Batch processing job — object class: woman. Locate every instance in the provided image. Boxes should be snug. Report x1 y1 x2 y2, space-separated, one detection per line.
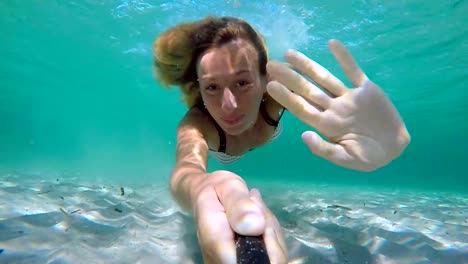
153 16 410 263
155 16 286 165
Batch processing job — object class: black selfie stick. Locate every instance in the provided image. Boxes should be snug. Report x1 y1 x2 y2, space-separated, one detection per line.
235 233 270 264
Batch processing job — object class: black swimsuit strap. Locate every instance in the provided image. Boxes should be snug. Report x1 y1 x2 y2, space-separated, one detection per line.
260 101 286 128
195 104 227 153
195 101 285 154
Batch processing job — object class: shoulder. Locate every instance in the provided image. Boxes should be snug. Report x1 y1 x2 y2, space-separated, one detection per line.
178 106 219 150
178 106 207 128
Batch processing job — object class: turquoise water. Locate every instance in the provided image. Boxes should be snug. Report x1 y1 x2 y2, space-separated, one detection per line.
1 1 467 263
1 0 467 193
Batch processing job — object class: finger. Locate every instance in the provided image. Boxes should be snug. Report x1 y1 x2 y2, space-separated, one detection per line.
328 39 368 87
249 189 287 253
278 62 294 69
267 81 322 128
250 189 288 264
267 60 332 109
267 62 293 82
196 187 237 264
284 49 348 97
214 175 265 235
301 131 352 164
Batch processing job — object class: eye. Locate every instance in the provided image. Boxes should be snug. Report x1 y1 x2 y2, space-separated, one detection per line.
205 84 218 91
236 80 251 88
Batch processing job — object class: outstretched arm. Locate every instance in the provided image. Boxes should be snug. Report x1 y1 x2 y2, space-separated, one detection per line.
170 109 288 264
170 109 210 212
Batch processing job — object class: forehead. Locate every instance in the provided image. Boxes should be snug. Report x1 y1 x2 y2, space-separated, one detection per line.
197 39 259 79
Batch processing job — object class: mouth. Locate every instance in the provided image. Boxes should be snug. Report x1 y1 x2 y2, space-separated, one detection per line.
222 115 244 126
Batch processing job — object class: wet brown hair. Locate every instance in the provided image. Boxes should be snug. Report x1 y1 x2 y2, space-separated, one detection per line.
153 16 268 108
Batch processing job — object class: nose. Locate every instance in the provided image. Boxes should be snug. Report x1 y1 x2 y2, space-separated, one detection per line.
221 88 237 113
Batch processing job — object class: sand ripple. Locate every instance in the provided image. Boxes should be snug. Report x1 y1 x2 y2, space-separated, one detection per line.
0 174 467 263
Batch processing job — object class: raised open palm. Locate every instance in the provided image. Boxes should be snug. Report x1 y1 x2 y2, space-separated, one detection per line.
266 39 410 171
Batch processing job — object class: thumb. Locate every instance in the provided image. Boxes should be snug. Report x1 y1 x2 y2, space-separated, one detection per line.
301 131 345 161
228 197 266 236
250 189 289 264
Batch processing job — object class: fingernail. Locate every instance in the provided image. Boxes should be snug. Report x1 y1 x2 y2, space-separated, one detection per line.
250 188 261 198
301 131 315 143
285 49 297 58
234 211 265 235
266 81 282 91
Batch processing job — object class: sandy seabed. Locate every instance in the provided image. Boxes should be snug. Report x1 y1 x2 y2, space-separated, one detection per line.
0 173 466 264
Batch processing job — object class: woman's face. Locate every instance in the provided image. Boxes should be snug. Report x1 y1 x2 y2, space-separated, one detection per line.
196 39 265 136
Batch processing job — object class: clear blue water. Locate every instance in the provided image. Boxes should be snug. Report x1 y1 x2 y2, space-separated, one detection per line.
1 1 467 262
1 0 466 191
0 1 468 191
